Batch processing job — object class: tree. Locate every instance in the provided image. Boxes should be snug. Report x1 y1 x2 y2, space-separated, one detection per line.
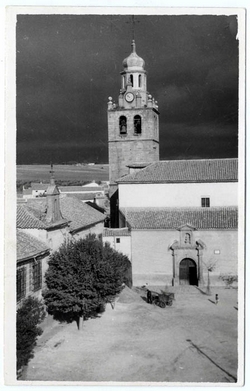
16 296 46 372
43 235 131 328
203 260 217 295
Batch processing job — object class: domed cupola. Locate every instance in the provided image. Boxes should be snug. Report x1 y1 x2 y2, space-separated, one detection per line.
119 40 149 107
122 40 145 71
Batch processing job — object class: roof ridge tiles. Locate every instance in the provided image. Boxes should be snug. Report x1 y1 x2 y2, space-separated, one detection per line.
121 206 238 230
158 157 237 162
117 158 238 184
17 204 47 229
17 229 49 262
121 206 238 211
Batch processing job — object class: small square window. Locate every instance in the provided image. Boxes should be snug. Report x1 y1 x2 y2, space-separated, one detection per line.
116 238 120 243
201 197 210 207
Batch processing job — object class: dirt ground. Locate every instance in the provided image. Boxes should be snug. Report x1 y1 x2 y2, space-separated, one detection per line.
22 285 238 384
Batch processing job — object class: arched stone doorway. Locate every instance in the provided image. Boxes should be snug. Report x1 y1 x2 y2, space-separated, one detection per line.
179 258 198 286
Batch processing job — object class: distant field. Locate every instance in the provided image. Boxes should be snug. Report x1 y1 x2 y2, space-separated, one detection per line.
17 164 109 183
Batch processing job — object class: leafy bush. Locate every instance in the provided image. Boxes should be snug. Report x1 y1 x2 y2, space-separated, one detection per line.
16 296 46 371
219 274 238 288
43 235 131 327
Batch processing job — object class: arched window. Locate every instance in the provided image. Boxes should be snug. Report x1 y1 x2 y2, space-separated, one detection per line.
130 74 133 87
119 116 127 135
134 115 141 134
138 74 141 88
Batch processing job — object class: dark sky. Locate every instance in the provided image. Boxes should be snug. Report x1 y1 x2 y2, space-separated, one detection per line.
16 14 239 164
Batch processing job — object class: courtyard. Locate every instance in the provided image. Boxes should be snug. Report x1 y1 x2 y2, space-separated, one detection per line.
22 285 238 384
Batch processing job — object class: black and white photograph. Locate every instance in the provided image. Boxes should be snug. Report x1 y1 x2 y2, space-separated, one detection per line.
4 6 245 386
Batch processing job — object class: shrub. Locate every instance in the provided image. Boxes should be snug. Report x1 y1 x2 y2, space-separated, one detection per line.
219 274 238 288
16 296 46 371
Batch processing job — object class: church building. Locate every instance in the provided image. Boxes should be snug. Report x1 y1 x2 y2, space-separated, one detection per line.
104 40 238 287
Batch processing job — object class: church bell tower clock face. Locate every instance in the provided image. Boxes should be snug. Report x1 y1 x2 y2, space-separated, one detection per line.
125 92 134 102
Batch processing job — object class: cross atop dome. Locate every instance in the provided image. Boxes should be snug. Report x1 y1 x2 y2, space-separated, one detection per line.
132 39 136 52
122 40 145 71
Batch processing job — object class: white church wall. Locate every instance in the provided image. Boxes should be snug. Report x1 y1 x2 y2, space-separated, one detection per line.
197 229 238 286
119 182 238 208
130 229 238 287
131 230 175 287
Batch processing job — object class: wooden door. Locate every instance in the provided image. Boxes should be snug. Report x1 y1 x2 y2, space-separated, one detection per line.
179 259 198 285
179 259 189 285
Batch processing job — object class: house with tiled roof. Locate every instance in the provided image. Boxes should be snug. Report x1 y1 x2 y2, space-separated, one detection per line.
17 201 70 251
22 182 50 199
18 166 106 250
17 180 70 251
23 181 105 201
16 229 50 307
25 195 105 241
60 196 105 238
106 158 238 287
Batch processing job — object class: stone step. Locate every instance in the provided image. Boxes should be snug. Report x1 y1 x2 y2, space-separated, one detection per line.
169 286 205 296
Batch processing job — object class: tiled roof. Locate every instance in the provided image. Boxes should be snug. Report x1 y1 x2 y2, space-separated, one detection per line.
120 207 238 230
17 229 49 262
59 186 104 193
117 158 238 183
17 198 27 204
31 183 49 190
109 186 118 198
46 184 60 196
86 201 106 214
65 193 96 201
103 228 131 237
23 188 32 195
59 197 105 232
17 203 67 229
26 196 105 232
30 184 104 192
17 205 48 229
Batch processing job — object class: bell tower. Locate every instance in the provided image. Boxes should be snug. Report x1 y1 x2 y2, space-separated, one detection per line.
107 40 160 186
